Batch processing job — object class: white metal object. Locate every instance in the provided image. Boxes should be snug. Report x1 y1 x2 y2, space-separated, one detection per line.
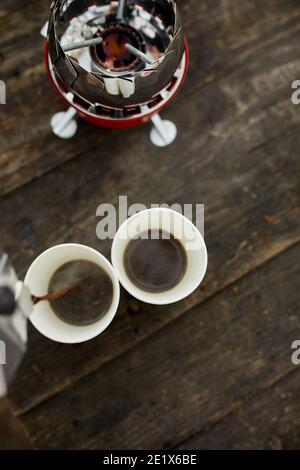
63 36 103 52
124 43 153 65
0 251 33 398
40 21 49 38
150 114 177 147
50 107 78 139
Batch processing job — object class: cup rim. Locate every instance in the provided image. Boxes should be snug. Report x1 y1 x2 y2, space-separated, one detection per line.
111 208 208 305
24 243 120 343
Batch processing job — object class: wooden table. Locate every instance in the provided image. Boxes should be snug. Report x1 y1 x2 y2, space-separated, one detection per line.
0 0 300 450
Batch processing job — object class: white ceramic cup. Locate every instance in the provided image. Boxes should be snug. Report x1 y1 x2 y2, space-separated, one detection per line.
111 208 208 305
24 243 120 344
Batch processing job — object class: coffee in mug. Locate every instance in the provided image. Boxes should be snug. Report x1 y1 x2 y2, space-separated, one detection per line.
112 208 208 305
124 229 187 293
48 260 114 326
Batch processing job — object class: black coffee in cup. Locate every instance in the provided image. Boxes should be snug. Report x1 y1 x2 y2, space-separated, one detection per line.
48 260 113 326
124 229 187 293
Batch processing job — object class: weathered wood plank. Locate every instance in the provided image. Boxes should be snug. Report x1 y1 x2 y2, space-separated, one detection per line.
17 243 300 449
4 6 300 415
179 369 300 450
1 0 300 441
0 0 298 197
6 116 300 416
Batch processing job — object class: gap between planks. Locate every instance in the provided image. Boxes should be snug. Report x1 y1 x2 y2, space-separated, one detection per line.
175 358 300 449
12 237 300 419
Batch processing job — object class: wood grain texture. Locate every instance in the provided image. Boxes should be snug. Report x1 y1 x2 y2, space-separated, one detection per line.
0 399 32 449
18 244 300 449
0 0 299 450
0 0 298 197
178 370 300 450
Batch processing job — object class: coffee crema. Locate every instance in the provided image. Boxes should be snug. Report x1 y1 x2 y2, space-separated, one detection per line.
48 260 113 326
124 229 187 293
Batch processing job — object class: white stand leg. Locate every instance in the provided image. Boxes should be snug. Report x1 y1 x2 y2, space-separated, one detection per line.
150 113 177 147
50 107 78 139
